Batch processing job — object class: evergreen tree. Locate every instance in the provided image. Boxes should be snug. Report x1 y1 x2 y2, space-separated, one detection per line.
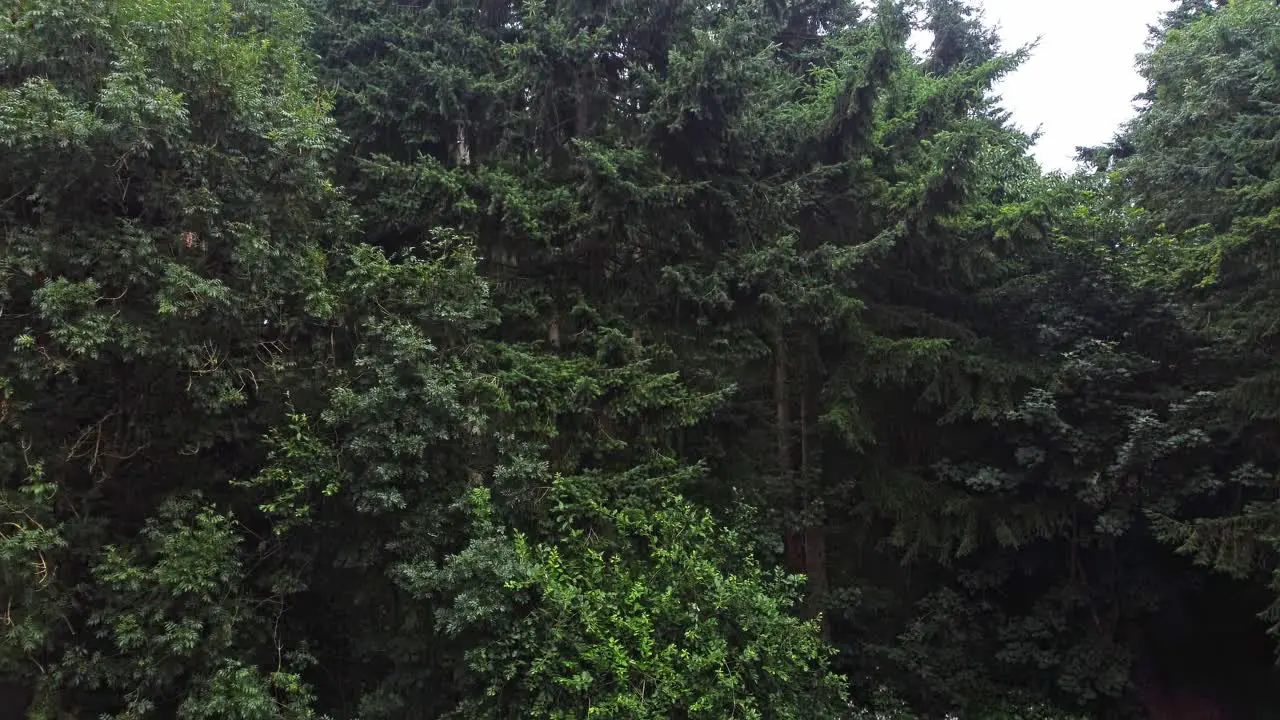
7 0 1280 716
0 0 352 714
3 0 841 716
1119 0 1280 663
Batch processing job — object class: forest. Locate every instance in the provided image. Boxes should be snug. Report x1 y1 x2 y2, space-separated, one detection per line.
2 0 1279 717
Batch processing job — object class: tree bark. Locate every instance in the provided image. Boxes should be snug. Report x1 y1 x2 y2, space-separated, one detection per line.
777 330 827 631
776 332 805 575
800 355 828 635
575 70 591 138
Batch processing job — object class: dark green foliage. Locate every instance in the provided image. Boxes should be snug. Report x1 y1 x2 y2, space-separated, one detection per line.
6 0 1280 717
1 0 347 714
1117 0 1280 670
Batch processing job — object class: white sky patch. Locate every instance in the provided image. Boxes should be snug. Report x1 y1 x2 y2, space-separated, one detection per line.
911 0 1172 172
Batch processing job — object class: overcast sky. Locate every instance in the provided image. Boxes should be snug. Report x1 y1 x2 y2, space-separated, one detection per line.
948 0 1173 172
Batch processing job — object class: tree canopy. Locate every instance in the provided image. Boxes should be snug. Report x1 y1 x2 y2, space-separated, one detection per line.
3 0 1280 717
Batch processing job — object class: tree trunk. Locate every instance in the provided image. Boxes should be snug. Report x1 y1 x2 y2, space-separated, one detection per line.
777 330 826 630
575 70 591 138
776 332 804 575
799 340 828 634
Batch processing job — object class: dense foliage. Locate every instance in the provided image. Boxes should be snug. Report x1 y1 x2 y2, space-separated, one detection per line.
3 0 1280 717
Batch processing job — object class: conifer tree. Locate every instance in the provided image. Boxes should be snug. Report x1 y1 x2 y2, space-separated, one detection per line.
7 0 1280 716
1120 0 1280 654
0 0 353 714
